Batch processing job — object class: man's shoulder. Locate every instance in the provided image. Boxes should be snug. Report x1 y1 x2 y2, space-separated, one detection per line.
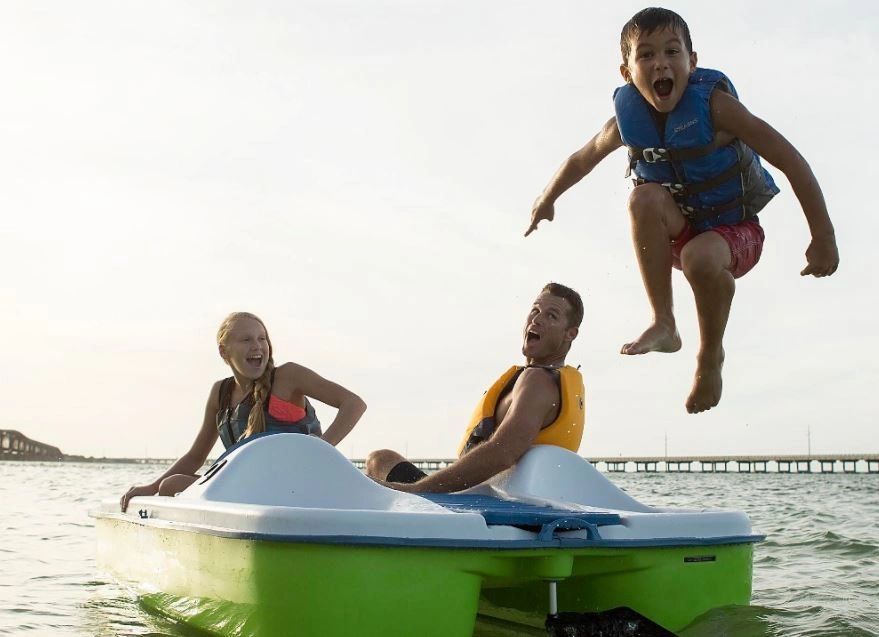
513 367 560 400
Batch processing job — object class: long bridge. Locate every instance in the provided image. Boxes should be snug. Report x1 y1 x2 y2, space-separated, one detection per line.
0 430 63 461
1 429 876 473
352 454 879 474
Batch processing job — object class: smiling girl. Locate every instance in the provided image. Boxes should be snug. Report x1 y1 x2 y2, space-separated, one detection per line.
120 312 366 511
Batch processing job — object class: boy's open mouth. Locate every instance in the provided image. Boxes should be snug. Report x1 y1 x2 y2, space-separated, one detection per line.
654 78 673 98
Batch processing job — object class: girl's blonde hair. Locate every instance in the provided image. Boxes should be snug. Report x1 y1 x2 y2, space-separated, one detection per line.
217 312 275 439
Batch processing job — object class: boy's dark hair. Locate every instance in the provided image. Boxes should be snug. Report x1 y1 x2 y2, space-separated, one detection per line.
620 8 693 63
541 282 584 328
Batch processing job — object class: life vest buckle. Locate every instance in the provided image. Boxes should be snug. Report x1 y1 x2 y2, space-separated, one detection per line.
662 182 685 194
642 147 668 163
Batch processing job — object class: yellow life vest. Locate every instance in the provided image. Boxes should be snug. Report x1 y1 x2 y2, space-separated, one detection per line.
456 365 585 456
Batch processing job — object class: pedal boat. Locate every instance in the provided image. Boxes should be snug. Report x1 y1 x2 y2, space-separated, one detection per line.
91 434 762 636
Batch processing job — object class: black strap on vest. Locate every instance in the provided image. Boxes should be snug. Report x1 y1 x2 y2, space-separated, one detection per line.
628 138 720 165
629 141 759 225
634 162 741 198
625 141 720 180
218 377 236 446
218 368 277 443
221 369 277 410
682 193 754 225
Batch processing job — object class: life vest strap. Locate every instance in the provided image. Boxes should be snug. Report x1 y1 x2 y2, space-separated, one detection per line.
628 139 719 165
633 162 742 197
632 148 759 225
680 192 757 225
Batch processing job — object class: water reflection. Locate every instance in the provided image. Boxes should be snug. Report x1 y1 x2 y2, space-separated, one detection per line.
2 463 878 636
80 579 176 637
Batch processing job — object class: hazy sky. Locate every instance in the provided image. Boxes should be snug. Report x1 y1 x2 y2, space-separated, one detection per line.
1 1 875 460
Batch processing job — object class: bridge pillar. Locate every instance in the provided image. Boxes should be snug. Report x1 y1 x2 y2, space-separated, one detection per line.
819 460 836 473
868 460 879 474
755 461 767 473
700 461 727 473
796 461 812 473
738 461 751 473
843 460 857 473
607 462 626 473
636 461 657 473
778 461 793 473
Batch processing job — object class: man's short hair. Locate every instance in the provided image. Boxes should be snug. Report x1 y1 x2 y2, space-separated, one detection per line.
620 7 693 64
541 282 584 328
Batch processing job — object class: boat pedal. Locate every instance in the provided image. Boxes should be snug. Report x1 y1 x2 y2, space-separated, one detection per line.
545 607 676 636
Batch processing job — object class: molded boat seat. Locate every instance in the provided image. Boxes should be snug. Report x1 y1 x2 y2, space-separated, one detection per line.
476 445 655 513
422 493 621 539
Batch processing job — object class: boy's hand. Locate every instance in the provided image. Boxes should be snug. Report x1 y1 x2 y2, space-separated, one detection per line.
525 198 555 237
800 232 839 277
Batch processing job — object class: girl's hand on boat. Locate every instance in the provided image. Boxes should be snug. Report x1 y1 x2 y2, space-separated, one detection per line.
120 484 157 512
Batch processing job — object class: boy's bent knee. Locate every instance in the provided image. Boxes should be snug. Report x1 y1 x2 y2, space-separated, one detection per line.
680 235 731 280
628 184 685 233
628 183 673 214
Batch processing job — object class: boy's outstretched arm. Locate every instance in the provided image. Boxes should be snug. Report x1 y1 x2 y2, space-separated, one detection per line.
525 117 623 237
711 91 839 277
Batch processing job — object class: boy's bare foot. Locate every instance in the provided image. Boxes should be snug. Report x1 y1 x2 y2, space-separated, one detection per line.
620 321 682 355
686 349 725 414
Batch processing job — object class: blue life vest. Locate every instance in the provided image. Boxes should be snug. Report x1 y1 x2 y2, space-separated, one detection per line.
613 68 779 231
215 371 321 449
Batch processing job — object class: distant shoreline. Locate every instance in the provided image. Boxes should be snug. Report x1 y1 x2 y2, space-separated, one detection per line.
64 456 178 464
0 456 176 465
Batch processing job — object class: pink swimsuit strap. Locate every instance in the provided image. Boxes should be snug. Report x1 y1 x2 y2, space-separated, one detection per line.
267 394 307 423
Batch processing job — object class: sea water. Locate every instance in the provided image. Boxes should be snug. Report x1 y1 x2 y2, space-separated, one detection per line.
1 461 877 636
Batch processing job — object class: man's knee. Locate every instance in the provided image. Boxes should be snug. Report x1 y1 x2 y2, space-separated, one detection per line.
365 449 404 479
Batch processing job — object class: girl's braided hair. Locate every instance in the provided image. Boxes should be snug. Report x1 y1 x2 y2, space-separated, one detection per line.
217 312 275 439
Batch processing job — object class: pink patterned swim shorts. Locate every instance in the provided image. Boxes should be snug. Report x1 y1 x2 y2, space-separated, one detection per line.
671 220 765 279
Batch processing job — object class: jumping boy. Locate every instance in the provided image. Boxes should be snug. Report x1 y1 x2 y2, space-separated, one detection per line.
525 7 839 414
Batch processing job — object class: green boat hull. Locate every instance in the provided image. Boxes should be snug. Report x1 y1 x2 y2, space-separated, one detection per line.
97 518 753 636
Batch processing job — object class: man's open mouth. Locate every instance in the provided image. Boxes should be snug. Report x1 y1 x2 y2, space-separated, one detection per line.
654 78 673 98
526 331 540 343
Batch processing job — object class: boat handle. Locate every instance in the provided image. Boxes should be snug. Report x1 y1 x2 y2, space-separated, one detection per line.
538 518 602 542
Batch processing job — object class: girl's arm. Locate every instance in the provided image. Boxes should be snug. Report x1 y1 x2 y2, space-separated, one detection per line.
120 382 221 511
277 363 367 447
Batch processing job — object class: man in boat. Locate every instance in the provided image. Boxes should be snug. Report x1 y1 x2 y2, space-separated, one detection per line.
366 282 585 493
